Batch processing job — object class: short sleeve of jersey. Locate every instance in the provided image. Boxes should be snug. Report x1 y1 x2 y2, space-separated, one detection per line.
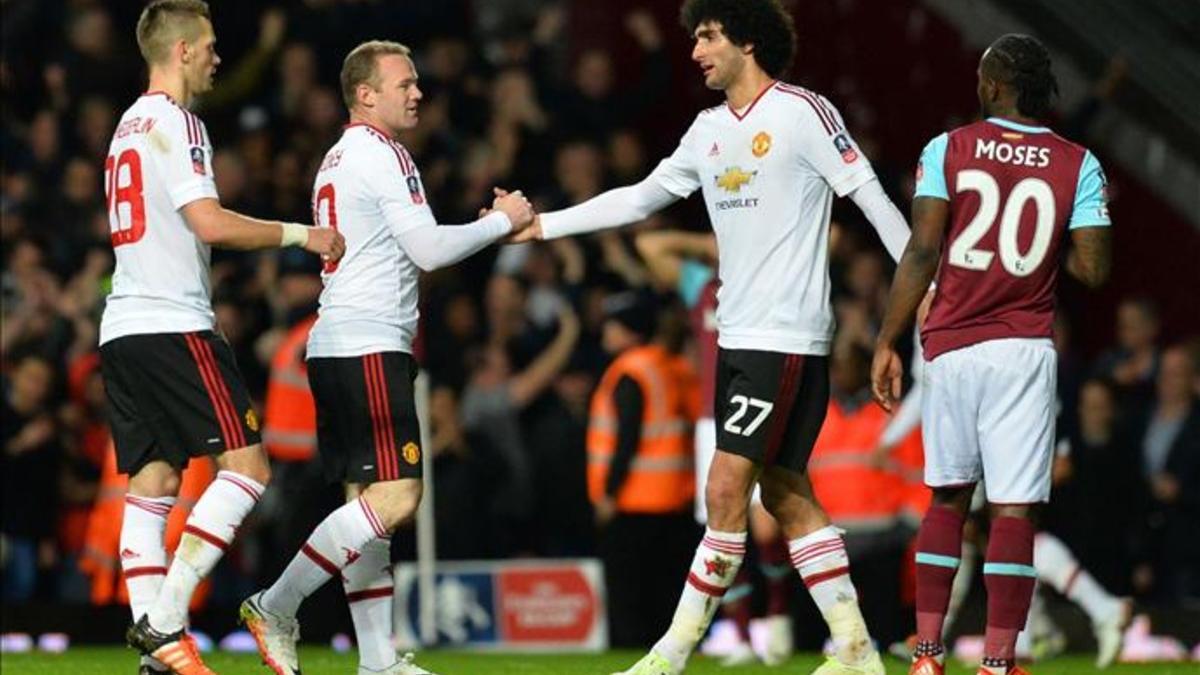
795 98 875 197
914 133 949 201
1069 150 1111 229
360 144 437 237
151 110 217 209
677 260 714 309
647 121 702 198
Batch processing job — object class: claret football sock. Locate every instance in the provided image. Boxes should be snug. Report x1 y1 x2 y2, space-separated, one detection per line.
914 505 966 654
262 497 389 617
983 517 1037 668
652 528 746 670
147 471 263 633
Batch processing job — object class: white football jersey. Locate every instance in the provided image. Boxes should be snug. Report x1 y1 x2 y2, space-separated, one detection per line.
650 83 875 355
99 92 218 345
306 123 434 358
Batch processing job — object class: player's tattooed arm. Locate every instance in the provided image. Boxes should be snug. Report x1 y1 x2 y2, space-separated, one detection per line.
872 196 948 411
1065 226 1112 289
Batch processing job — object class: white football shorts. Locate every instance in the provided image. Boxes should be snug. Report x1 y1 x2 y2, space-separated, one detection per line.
921 337 1057 504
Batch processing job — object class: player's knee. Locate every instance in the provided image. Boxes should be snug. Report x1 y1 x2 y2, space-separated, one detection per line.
931 485 974 514
705 472 746 517
990 502 1039 523
363 479 423 531
216 444 272 487
130 470 181 498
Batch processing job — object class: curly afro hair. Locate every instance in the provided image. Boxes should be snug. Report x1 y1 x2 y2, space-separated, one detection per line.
680 0 797 80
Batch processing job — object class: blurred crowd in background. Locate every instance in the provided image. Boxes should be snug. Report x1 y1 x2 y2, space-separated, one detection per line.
1 0 1197 644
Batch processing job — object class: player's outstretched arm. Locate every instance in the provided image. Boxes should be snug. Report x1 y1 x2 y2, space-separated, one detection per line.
508 177 682 244
872 196 949 411
848 177 911 262
634 230 717 290
1065 226 1111 289
181 198 345 261
396 190 534 272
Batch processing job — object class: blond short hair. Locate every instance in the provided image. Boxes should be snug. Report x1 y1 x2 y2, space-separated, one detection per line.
340 40 412 110
136 0 211 65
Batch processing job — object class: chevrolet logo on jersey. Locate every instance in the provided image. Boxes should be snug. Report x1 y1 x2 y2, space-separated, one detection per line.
715 167 756 193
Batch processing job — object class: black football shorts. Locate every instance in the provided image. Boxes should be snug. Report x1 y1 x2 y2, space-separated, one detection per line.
713 348 829 472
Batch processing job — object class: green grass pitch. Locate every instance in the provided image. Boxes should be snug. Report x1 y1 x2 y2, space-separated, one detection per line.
1 648 1195 674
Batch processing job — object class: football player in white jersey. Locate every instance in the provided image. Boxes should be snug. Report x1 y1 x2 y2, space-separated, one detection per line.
106 3 344 674
239 40 534 675
511 1 911 673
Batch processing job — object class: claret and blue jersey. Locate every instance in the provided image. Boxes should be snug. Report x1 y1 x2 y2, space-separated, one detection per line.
913 117 1112 361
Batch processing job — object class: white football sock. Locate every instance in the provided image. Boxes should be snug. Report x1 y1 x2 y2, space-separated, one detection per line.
147 471 263 633
262 497 388 617
789 526 871 665
1033 532 1122 623
652 528 746 670
121 494 174 620
343 537 395 671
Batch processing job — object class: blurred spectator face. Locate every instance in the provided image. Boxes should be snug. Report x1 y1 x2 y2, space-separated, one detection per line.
69 8 113 57
1078 380 1116 438
830 345 869 396
271 151 303 197
1116 299 1159 352
608 130 645 178
303 87 342 133
522 244 559 287
425 37 469 84
281 44 317 93
555 143 604 200
574 50 614 100
485 275 525 330
491 69 538 123
474 344 512 388
1157 347 1195 405
77 97 115 155
214 301 246 345
62 158 99 205
11 357 53 409
847 252 885 301
9 239 44 276
213 150 247 204
277 273 322 311
554 370 595 414
29 110 60 164
601 319 638 354
444 294 479 342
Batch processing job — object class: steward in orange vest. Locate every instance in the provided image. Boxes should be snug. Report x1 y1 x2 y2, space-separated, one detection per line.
263 314 318 462
587 292 701 647
809 344 922 534
587 318 697 517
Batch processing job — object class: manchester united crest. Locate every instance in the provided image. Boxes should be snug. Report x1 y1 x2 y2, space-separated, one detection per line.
244 409 260 432
751 131 772 158
402 441 421 465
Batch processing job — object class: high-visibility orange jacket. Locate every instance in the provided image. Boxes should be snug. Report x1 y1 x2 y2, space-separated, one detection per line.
808 397 923 534
79 443 214 608
263 315 318 462
587 344 697 514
